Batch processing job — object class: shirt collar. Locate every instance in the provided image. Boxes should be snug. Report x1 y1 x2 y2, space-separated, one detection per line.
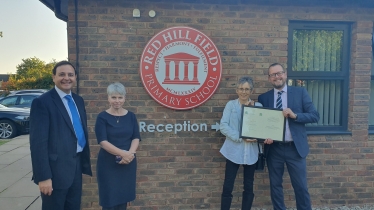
55 85 72 99
236 98 252 105
274 85 287 94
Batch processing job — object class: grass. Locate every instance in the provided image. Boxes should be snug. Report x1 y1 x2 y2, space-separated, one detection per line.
0 140 9 146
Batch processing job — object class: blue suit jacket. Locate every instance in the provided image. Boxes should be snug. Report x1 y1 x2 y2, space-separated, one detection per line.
258 86 319 158
30 88 92 189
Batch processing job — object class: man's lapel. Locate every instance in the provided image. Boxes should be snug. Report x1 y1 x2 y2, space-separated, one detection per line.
51 88 75 133
287 86 293 110
269 89 275 108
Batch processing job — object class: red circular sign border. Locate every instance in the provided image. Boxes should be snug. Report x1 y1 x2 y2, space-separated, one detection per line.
140 26 222 110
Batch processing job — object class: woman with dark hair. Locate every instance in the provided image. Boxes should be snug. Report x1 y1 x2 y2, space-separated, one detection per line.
219 76 273 210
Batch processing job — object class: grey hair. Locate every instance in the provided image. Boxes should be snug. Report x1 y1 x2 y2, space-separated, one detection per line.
107 82 126 96
237 76 254 90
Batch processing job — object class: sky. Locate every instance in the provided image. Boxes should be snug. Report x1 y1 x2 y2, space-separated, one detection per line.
0 0 68 74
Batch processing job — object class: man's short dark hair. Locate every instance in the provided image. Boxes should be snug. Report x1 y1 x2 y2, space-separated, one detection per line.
52 61 77 75
268 63 285 72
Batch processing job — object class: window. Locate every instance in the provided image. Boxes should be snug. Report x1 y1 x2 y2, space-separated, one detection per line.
19 95 37 105
369 31 374 131
287 22 351 133
0 96 18 107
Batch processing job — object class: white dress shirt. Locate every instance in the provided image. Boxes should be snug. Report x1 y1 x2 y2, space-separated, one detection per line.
219 99 262 165
273 85 293 142
55 86 84 152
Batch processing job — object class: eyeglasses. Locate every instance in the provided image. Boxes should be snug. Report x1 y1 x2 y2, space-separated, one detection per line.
269 71 285 78
237 88 251 92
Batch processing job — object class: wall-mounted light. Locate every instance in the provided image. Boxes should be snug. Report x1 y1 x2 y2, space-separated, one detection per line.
133 9 140 17
149 10 156 18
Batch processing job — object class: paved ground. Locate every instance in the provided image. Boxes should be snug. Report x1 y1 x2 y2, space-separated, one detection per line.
1 135 374 210
0 134 41 210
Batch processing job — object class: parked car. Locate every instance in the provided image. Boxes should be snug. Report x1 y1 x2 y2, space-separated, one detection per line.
0 104 30 139
0 93 42 109
8 89 48 96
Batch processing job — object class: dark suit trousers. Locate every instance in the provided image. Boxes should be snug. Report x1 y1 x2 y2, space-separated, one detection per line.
267 142 311 210
41 154 82 210
102 203 127 210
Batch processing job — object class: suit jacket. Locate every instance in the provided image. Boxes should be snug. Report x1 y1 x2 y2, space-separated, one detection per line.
29 88 92 189
258 86 319 158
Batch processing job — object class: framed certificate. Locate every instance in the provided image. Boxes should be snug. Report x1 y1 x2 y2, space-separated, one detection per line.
239 105 285 142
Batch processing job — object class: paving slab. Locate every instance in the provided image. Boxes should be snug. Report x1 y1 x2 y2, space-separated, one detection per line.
5 137 29 145
24 171 33 178
0 177 39 197
0 144 21 152
0 164 7 169
0 197 39 210
0 135 41 209
0 172 25 193
0 155 32 172
6 146 31 155
26 196 41 210
0 155 32 171
0 153 29 165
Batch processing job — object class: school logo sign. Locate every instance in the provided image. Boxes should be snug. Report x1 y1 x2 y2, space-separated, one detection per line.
140 26 222 110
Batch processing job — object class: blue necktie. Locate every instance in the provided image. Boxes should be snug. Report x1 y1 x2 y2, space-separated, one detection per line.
276 91 283 109
64 95 86 148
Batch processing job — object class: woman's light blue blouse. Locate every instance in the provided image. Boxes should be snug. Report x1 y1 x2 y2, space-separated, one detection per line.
219 99 262 165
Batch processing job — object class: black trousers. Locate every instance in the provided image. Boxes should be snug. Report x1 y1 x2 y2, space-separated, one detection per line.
222 159 256 198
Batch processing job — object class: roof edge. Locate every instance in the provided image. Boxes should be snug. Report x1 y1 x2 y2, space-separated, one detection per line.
39 0 68 22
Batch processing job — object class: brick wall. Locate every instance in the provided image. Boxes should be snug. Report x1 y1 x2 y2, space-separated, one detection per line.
67 0 374 209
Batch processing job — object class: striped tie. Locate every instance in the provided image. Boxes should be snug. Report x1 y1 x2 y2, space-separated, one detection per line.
276 91 283 109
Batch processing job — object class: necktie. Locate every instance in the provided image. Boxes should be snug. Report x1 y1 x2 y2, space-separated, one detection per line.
64 95 86 148
276 91 284 109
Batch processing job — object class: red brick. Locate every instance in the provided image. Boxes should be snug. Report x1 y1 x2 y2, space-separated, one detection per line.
69 1 374 209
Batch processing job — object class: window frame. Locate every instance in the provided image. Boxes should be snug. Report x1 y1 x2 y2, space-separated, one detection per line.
287 21 351 134
369 30 374 132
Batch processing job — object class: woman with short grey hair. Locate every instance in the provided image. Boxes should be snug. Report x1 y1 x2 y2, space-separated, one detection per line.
107 82 126 96
237 76 254 91
95 82 141 210
219 76 273 210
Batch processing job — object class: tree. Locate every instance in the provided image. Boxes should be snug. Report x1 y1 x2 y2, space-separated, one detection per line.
1 57 57 90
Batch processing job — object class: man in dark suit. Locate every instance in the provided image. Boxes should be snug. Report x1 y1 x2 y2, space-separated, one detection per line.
30 61 92 210
258 63 319 210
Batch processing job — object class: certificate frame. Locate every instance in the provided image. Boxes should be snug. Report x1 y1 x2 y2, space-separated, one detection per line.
239 105 285 142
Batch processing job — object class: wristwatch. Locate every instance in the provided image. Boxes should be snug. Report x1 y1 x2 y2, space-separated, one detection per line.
294 114 298 120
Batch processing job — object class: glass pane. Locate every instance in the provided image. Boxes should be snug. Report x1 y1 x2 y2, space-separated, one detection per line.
288 79 342 126
369 82 374 126
370 48 374 125
0 96 17 106
292 30 343 72
19 95 36 105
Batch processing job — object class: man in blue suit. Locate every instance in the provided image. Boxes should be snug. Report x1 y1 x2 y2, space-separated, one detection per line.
30 61 92 210
258 63 319 210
